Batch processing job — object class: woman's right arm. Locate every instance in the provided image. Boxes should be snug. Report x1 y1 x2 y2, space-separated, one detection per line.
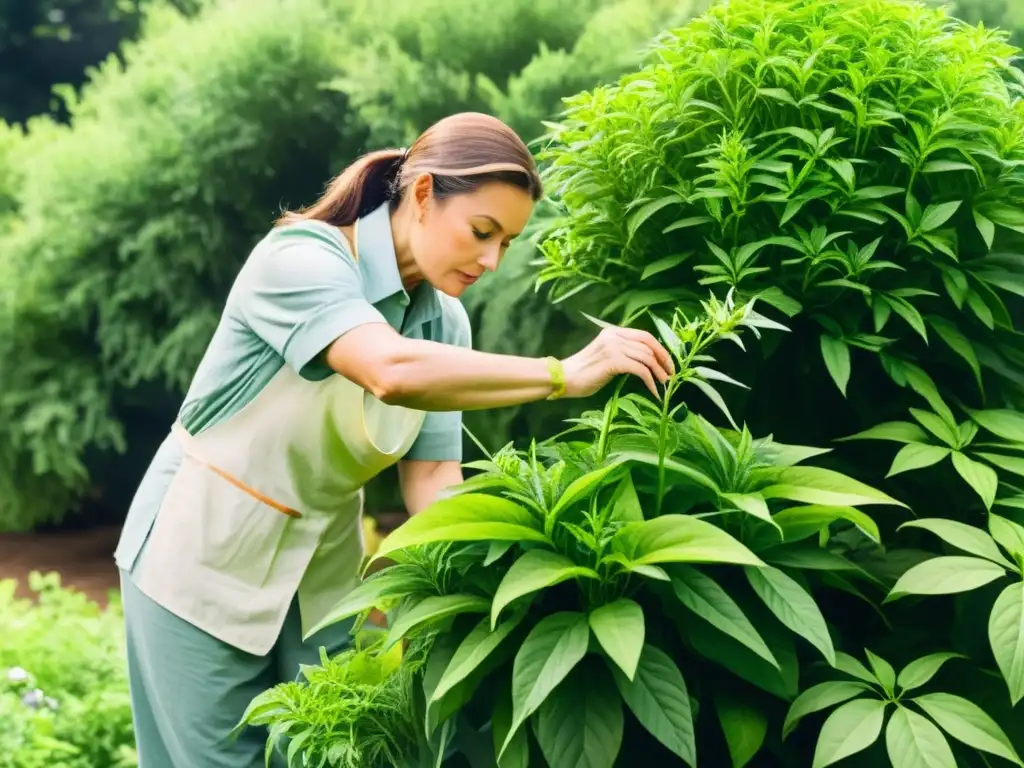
324 322 674 412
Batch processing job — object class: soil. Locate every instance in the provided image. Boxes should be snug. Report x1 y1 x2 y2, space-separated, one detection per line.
0 512 410 609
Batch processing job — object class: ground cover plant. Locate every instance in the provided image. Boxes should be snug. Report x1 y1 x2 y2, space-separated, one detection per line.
249 0 1024 764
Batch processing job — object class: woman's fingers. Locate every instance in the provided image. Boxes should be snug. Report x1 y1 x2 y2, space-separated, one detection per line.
621 338 672 384
615 327 676 376
620 355 660 398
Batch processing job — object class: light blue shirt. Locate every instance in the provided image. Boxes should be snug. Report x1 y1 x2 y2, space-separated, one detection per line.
114 202 470 573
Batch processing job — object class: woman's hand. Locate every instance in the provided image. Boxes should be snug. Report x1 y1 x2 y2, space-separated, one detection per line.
561 326 675 399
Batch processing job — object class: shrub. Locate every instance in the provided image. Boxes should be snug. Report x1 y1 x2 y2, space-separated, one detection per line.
0 572 135 768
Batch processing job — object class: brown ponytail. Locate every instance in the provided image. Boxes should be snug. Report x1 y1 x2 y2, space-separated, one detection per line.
277 112 542 228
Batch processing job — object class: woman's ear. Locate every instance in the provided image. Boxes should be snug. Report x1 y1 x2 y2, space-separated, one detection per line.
410 173 433 222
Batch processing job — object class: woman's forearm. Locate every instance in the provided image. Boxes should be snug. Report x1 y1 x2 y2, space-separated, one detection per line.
326 324 557 411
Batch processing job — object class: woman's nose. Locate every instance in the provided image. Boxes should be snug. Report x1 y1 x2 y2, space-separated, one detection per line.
479 248 501 272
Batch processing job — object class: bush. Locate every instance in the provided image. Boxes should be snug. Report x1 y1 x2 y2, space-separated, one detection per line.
0 0 662 531
261 0 1024 765
0 573 135 768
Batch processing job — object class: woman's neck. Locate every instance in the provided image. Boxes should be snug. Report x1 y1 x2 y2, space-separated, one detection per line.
390 200 425 291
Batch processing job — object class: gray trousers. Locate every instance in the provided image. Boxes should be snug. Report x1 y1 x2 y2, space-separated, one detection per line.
119 570 354 768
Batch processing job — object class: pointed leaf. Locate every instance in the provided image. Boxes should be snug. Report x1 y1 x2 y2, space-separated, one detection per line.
899 519 1014 568
836 651 879 685
628 194 684 241
989 513 1024 560
988 582 1024 705
432 613 525 704
385 594 490 650
887 444 950 477
865 649 896 694
812 698 887 768
372 495 546 563
912 692 1023 765
745 565 835 664
642 253 690 280
820 335 851 396
885 705 955 768
887 556 1007 601
838 421 930 444
920 200 961 232
611 515 764 568
534 663 623 768
551 460 626 518
715 692 767 768
897 653 965 693
589 599 645 681
671 566 777 668
688 377 740 429
612 644 696 767
783 681 871 739
952 451 998 509
760 466 907 508
974 209 996 248
492 550 598 627
771 505 881 545
970 408 1024 443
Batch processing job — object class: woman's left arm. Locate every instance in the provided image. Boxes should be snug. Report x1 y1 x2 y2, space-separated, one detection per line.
398 460 465 516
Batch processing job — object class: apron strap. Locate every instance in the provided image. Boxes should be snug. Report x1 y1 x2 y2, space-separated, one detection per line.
171 422 303 519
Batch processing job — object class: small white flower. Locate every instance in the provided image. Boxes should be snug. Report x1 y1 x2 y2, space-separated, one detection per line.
6 667 28 682
21 688 45 709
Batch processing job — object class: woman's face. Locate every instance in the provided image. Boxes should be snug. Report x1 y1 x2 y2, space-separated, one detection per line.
410 178 535 298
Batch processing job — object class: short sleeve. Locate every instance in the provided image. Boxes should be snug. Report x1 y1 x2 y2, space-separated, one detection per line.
404 297 472 462
234 225 388 377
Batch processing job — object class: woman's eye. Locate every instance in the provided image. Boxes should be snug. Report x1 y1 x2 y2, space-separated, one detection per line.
473 229 493 241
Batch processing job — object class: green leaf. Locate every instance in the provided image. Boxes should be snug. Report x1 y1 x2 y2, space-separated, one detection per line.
910 409 958 447
385 594 491 650
771 505 881 545
431 613 524 704
919 200 961 232
783 682 871 739
912 692 1024 765
886 556 1007 601
896 653 965 693
610 514 763 567
988 582 1024 706
492 550 598 627
760 466 907 508
485 541 514 567
612 643 696 767
865 649 896 694
688 376 740 430
812 698 887 768
886 296 928 342
899 519 1014 568
838 421 930 444
642 253 690 280
502 612 590 758
616 449 719 491
978 451 1024 481
722 492 777 529
887 444 950 477
973 209 996 249
885 705 955 768
534 663 623 768
550 460 626 519
853 186 904 200
663 216 713 234
745 565 835 665
990 513 1024 560
969 408 1024 443
836 651 879 685
952 451 999 509
303 567 426 638
627 194 684 241
372 495 547 563
922 160 976 174
609 472 644 523
589 599 645 681
927 315 982 390
714 692 767 768
671 566 777 668
820 335 851 396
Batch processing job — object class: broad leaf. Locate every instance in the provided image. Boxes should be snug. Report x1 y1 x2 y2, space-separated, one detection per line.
616 450 720 491
913 692 1024 766
896 653 965 693
887 444 950 477
820 335 851 396
503 612 590 758
899 519 1014 569
745 565 836 664
952 452 998 509
812 698 887 768
385 594 491 650
722 492 777 529
492 677 529 768
303 566 427 638
714 692 767 768
989 513 1024 560
969 408 1024 443
988 582 1024 706
836 651 879 685
886 556 1008 601
612 643 696 767
372 495 547 563
550 460 626 519
671 566 777 667
534 663 623 768
589 599 645 681
927 315 982 391
610 514 763 567
431 613 525 704
920 200 961 231
783 682 871 739
865 649 896 695
885 705 955 768
838 421 930 444
492 550 598 627
609 472 644 523
771 505 880 544
760 466 906 508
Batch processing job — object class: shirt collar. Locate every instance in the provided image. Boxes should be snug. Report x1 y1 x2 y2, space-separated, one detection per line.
355 203 441 330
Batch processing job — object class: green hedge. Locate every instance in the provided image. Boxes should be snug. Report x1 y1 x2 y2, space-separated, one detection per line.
0 0 701 531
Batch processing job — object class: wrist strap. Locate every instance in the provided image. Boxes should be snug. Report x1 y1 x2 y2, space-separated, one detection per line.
545 357 566 400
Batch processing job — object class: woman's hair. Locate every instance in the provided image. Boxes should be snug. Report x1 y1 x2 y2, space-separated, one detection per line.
277 112 543 227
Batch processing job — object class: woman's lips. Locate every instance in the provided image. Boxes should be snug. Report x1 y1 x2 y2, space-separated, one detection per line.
457 270 480 285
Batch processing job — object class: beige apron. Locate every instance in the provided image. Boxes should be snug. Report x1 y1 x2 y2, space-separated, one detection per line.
135 235 426 656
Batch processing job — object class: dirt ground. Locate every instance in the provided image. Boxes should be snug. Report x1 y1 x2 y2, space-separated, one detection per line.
0 512 410 609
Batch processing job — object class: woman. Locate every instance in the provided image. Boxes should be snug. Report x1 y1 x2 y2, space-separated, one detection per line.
114 111 673 767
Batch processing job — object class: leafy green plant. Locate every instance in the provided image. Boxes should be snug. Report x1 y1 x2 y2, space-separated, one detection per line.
278 297 938 767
